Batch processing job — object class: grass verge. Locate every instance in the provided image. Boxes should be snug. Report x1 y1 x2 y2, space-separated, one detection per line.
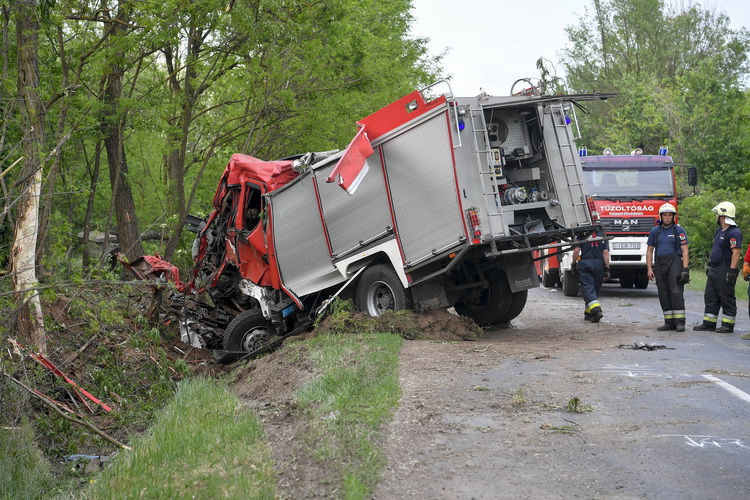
294 332 403 499
82 377 276 499
685 270 750 300
77 328 403 499
0 422 56 499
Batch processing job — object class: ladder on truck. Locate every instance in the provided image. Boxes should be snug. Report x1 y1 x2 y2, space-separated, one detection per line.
546 102 590 226
468 107 506 238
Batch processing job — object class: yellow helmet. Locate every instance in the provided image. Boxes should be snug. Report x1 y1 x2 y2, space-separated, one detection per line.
712 201 736 218
659 203 676 215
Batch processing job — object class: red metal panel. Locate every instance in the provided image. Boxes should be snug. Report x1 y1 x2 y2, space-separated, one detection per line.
358 91 447 141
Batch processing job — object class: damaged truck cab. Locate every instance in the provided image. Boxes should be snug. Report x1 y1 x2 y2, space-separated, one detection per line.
129 84 611 360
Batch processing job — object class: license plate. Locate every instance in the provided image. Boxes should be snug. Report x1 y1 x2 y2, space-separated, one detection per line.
613 242 640 250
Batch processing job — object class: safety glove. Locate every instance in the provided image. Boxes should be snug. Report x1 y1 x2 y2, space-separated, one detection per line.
677 267 690 285
743 263 750 282
603 267 610 281
726 268 739 287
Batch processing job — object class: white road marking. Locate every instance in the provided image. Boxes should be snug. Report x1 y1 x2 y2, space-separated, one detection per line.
701 373 750 404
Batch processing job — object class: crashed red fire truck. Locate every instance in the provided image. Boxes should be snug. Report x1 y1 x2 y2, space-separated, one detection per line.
122 83 612 361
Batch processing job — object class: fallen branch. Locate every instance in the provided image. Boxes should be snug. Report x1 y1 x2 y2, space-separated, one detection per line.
3 372 131 450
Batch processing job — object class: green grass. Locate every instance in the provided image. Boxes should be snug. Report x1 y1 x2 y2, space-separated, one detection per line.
685 270 750 300
294 332 403 499
83 377 276 499
79 330 403 500
0 423 56 500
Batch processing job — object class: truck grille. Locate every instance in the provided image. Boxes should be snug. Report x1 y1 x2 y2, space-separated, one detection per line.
600 217 655 234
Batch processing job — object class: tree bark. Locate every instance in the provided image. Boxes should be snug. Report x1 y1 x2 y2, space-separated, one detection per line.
82 140 103 273
12 0 46 354
36 25 71 273
99 1 143 262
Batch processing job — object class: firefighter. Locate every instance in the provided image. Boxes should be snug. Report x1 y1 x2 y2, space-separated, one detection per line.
645 203 689 331
572 231 610 322
694 201 743 333
741 247 750 340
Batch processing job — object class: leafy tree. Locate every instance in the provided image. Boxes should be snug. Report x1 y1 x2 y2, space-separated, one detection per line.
561 0 750 189
1 0 439 286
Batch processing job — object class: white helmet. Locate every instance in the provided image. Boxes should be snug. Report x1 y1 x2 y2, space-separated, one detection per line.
659 203 677 215
712 201 735 218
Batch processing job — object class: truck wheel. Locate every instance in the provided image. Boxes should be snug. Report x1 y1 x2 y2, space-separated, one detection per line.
561 270 579 297
224 309 271 352
355 264 413 316
496 290 528 323
455 268 513 326
542 270 559 288
620 276 634 288
634 274 649 289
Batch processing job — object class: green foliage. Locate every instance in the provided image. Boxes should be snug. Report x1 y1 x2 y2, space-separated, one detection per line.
678 191 750 266
3 0 441 277
566 396 595 413
562 0 750 190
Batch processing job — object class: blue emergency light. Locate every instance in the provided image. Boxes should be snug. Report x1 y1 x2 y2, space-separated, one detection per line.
659 146 668 156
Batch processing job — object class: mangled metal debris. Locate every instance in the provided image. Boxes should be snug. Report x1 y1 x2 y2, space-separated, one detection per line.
619 342 674 351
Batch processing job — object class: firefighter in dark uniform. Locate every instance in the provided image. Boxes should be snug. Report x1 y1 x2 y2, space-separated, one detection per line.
572 231 610 322
694 201 743 333
741 247 750 339
645 203 689 331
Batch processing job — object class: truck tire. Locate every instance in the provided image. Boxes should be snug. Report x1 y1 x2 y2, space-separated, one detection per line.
455 268 513 326
634 274 649 289
542 270 559 288
224 309 271 352
620 276 634 288
355 264 413 317
561 270 579 297
496 290 528 323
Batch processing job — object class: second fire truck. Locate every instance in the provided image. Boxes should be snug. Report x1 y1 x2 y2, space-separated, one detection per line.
540 147 697 296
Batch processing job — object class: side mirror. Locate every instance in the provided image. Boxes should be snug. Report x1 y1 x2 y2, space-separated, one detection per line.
687 166 698 187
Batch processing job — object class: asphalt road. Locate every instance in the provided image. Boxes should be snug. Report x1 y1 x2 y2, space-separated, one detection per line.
376 281 750 500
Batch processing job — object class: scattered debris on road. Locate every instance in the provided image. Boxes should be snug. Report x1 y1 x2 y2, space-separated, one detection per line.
619 342 674 351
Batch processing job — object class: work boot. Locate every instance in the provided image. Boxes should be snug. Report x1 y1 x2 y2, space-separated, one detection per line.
693 324 716 332
591 309 603 323
584 313 593 322
657 324 676 331
675 324 685 332
715 325 734 333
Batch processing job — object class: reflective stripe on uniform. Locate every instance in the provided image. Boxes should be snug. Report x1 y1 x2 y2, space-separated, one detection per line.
585 300 601 313
703 314 718 324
